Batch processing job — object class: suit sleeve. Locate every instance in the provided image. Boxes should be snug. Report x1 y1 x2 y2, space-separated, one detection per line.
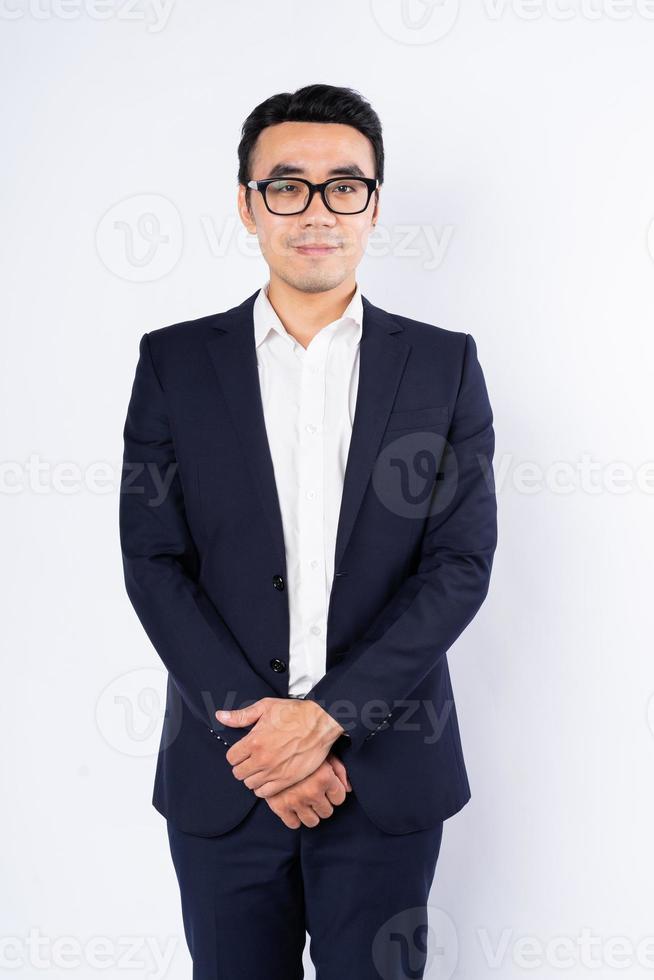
118 332 278 743
303 333 497 752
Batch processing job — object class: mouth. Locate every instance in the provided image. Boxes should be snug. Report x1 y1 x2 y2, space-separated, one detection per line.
293 244 341 256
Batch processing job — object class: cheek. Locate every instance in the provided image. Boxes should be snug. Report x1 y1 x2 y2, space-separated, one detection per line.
259 222 292 262
344 223 370 258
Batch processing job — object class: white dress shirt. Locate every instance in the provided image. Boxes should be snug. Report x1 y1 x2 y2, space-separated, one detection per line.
252 279 363 695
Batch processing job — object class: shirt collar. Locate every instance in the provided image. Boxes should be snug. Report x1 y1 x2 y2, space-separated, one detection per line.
253 280 363 350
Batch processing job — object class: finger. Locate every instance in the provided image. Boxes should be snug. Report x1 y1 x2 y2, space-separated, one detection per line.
328 755 351 792
264 791 302 830
242 764 285 790
224 740 253 766
271 804 301 830
216 700 265 727
338 761 352 791
232 760 269 784
296 804 321 828
309 796 335 820
253 778 293 799
325 779 347 806
232 750 280 782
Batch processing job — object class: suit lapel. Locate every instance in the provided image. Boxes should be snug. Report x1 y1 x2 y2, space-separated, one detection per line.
333 295 409 570
205 290 288 572
205 289 410 575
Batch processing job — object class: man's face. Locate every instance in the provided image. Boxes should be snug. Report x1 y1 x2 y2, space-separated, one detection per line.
238 121 379 294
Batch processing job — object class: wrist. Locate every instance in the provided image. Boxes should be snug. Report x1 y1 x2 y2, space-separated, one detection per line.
311 701 346 747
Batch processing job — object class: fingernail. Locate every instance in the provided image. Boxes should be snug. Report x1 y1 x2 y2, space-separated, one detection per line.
216 710 231 718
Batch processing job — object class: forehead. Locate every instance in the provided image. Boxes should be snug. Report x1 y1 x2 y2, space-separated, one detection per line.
250 121 375 177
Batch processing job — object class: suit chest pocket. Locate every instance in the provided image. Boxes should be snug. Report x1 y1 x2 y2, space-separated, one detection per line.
386 405 449 432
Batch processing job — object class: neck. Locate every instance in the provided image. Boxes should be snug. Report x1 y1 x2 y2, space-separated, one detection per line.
265 273 357 349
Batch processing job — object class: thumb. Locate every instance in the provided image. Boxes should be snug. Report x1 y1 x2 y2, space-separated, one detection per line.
215 700 265 727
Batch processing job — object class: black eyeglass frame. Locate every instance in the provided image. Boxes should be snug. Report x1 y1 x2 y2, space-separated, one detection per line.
246 176 380 215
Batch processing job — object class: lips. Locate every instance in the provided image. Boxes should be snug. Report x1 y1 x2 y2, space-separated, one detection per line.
294 244 340 255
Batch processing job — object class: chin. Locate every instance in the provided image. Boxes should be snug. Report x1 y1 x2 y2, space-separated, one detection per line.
278 266 348 295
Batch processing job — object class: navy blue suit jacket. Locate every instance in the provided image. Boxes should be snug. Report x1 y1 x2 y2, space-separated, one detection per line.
119 289 497 836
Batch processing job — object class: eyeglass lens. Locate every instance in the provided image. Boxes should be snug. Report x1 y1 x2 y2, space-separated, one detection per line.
265 178 370 214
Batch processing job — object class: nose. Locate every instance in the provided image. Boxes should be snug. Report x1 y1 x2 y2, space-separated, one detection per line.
300 189 337 225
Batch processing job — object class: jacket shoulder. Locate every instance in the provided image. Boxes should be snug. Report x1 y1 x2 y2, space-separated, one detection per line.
373 301 470 355
135 303 246 389
146 306 235 347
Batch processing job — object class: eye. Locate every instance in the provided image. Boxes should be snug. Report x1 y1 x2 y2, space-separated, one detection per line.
270 181 300 194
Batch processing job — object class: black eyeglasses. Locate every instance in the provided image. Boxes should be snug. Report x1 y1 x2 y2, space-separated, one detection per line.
247 176 379 216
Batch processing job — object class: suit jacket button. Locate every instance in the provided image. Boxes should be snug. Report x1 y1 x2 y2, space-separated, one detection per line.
270 658 287 673
272 574 285 591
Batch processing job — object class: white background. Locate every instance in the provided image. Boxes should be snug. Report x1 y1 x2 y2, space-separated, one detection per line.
2 1 653 977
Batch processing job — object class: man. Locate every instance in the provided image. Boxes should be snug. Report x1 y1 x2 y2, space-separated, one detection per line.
119 83 497 980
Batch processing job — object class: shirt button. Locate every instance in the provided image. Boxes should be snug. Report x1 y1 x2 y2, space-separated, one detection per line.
306 424 317 434
306 490 316 500
310 559 318 569
310 625 321 636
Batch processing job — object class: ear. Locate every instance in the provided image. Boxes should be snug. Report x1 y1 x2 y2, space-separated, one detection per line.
237 184 257 234
371 189 380 226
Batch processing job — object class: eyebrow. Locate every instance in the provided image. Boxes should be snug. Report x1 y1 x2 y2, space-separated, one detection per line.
265 162 368 179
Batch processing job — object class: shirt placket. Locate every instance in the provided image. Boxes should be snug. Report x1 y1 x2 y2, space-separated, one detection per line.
295 329 332 693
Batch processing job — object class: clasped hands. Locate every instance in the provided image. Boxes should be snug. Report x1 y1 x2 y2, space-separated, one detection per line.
216 697 350 830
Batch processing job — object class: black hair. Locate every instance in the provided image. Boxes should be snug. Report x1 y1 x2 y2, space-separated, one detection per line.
238 83 384 210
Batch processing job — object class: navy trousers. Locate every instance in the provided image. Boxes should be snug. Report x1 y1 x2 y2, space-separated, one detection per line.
166 789 444 979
